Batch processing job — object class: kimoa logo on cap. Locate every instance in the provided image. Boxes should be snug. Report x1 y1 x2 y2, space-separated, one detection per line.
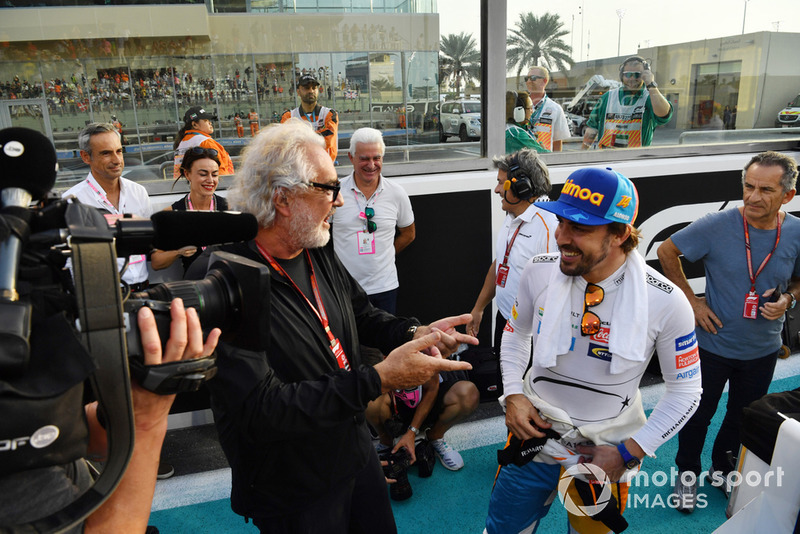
562 178 605 207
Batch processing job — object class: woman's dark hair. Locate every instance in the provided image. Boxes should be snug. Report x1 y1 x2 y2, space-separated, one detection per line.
171 148 221 189
174 115 198 150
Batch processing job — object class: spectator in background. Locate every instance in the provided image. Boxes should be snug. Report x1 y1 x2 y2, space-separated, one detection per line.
173 106 233 179
582 56 671 149
524 66 570 152
505 91 547 154
281 74 339 162
152 147 229 274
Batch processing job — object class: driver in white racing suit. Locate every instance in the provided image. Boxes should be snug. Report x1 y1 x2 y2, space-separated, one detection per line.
485 167 702 534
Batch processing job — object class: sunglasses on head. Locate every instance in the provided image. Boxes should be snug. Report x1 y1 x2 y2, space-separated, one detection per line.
580 283 604 336
622 71 642 79
524 75 546 82
309 180 341 200
188 147 219 157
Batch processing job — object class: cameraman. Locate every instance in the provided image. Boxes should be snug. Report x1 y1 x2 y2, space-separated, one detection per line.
0 299 220 532
582 56 672 149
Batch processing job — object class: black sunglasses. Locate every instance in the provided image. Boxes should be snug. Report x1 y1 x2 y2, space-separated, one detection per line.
524 75 546 82
188 147 219 157
622 71 642 79
365 206 377 233
309 181 341 200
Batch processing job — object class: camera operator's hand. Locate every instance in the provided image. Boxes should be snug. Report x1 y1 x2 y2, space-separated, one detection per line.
84 298 220 533
132 297 221 429
414 314 479 358
375 332 472 393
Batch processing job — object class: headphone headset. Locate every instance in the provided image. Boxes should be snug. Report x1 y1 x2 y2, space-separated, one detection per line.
511 91 527 123
502 154 534 201
619 56 650 81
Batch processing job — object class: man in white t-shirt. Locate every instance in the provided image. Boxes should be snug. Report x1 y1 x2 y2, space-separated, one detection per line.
62 123 152 290
485 167 701 534
332 127 415 314
525 66 570 152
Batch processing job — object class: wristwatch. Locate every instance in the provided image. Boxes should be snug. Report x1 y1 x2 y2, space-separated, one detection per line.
646 81 658 89
785 292 797 310
407 425 420 436
617 442 641 469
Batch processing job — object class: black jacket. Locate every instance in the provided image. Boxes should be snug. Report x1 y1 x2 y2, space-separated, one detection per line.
189 241 418 519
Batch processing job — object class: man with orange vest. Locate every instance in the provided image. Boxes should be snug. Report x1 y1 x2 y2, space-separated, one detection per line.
524 66 570 152
234 113 244 138
582 56 672 150
281 74 339 162
248 108 259 136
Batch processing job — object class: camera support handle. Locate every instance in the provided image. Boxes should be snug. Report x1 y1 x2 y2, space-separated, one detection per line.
9 241 135 534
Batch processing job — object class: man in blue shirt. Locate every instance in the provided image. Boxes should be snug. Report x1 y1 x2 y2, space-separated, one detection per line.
658 151 800 512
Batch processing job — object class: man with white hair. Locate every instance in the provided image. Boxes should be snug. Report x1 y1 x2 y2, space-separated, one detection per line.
187 119 475 533
524 65 570 152
332 127 415 314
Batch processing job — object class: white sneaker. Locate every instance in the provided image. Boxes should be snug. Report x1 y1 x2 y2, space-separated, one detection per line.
671 473 697 514
431 438 464 470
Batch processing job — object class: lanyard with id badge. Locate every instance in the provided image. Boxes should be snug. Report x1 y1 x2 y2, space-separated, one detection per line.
356 189 380 255
742 213 781 320
256 242 351 371
496 223 524 288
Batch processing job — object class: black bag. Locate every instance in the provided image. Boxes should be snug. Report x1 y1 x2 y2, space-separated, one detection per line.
781 308 800 352
458 346 503 402
0 313 96 477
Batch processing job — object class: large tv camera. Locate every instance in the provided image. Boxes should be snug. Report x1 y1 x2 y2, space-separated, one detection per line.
0 127 267 533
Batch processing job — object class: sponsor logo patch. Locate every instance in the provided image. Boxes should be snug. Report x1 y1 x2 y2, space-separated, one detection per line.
675 332 697 352
591 326 610 344
676 347 699 369
588 343 612 361
677 367 700 380
504 322 514 333
511 304 518 321
646 273 674 294
531 254 559 263
562 178 605 206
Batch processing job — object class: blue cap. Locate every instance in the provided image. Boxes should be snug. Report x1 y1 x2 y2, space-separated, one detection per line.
535 167 639 226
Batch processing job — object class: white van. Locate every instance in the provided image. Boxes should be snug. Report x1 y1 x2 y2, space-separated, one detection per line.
776 94 800 127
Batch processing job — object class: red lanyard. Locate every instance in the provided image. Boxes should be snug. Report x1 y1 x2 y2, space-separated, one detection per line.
255 242 351 370
501 222 524 267
743 212 781 292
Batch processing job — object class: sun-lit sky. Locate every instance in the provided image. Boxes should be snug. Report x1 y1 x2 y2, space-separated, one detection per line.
438 0 800 64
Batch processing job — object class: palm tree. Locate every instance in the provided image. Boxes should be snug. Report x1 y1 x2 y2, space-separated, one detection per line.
507 12 573 87
439 32 481 94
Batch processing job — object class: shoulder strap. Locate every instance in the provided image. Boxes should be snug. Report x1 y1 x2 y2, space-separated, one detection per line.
7 205 135 534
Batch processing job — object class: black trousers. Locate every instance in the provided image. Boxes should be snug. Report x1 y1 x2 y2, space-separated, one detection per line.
675 347 778 476
252 450 396 534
